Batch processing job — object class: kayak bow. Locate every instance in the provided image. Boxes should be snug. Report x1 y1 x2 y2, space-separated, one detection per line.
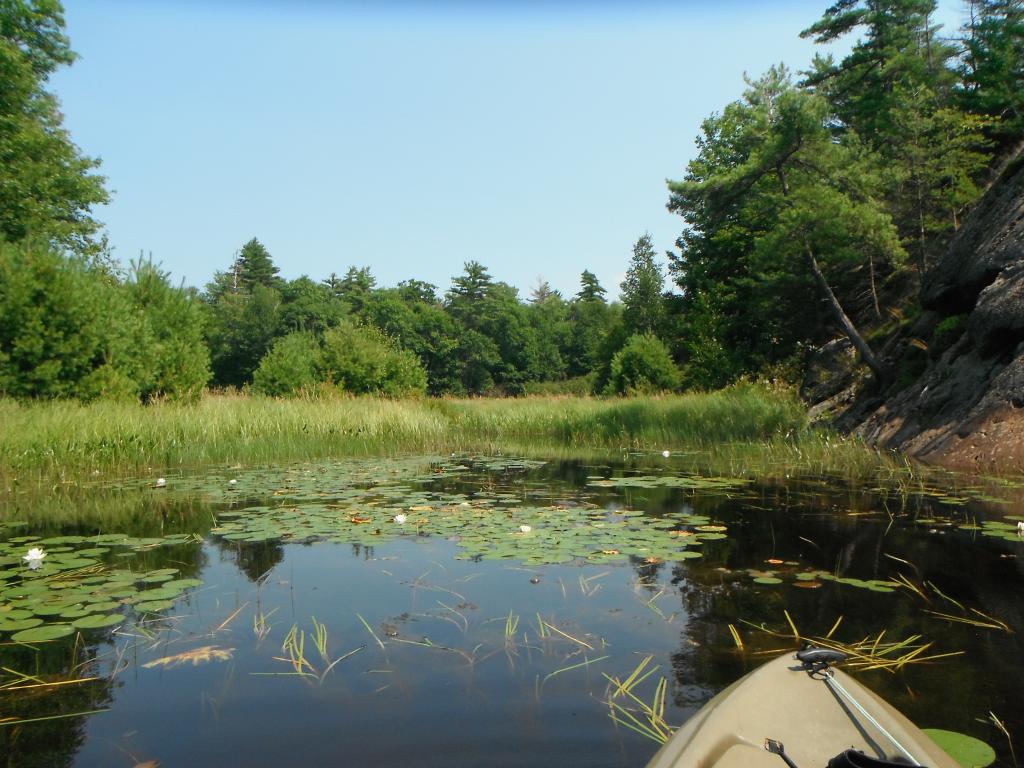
646 647 958 768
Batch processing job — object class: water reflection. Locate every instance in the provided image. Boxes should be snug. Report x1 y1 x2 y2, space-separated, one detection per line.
0 456 1020 767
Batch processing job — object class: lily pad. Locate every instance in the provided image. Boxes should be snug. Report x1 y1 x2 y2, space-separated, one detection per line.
72 613 124 629
0 617 44 631
11 624 75 642
922 729 995 768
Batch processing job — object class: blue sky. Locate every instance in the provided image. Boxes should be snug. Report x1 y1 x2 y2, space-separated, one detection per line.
51 0 968 300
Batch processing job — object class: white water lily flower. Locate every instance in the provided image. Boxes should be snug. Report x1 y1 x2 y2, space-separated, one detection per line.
394 514 407 524
662 450 670 458
228 479 237 487
155 478 167 488
519 525 532 534
23 547 46 564
1018 521 1024 536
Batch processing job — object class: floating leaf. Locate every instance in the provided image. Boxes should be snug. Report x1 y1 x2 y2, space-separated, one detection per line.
11 624 75 642
72 614 124 630
922 729 996 768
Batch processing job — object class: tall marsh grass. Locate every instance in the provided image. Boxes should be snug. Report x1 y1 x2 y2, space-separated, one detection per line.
0 383 807 480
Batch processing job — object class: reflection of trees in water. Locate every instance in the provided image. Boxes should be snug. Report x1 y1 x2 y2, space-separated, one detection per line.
662 490 1024 757
351 543 375 560
0 640 116 768
629 555 665 591
0 539 206 767
9 493 214 538
218 539 285 582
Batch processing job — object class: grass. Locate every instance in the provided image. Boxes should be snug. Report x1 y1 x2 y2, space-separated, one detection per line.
0 383 809 481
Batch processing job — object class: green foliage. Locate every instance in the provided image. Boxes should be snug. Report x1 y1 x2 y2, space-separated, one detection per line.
320 322 427 396
0 240 145 400
363 288 461 395
124 258 211 401
0 385 811 477
667 68 902 384
278 276 344 335
235 238 281 291
337 266 375 314
252 332 322 397
522 374 596 396
0 0 107 254
604 334 682 395
204 282 282 387
931 313 968 356
567 272 613 379
960 0 1024 141
620 234 667 337
801 0 958 142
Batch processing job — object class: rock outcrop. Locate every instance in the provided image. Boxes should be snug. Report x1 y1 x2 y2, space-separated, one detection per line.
834 151 1024 473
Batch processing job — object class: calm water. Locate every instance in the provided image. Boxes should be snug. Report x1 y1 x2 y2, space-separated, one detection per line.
0 454 1021 767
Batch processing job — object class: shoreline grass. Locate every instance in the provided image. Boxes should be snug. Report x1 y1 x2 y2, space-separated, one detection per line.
0 382 808 481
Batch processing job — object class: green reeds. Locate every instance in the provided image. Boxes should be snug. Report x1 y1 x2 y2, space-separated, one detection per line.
263 620 362 684
604 656 674 744
0 386 811 481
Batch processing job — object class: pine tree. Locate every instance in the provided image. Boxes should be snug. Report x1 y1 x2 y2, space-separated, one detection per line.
961 0 1024 141
234 238 281 291
575 270 607 303
620 234 666 337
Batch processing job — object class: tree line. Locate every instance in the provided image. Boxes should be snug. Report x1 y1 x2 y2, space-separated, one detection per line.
1 1 1022 401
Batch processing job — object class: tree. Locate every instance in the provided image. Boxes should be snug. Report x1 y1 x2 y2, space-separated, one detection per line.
575 270 607 303
960 0 1024 141
0 240 146 399
445 261 493 330
526 283 568 383
887 84 991 266
338 266 376 316
0 0 108 253
668 69 904 386
204 283 281 387
620 234 667 337
279 275 345 334
235 238 281 291
801 0 958 142
567 271 612 378
124 257 211 401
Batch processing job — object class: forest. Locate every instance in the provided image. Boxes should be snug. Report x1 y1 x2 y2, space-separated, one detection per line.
1 0 1022 403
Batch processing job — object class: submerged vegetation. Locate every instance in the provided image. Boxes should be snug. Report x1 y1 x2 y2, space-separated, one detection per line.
0 453 1019 765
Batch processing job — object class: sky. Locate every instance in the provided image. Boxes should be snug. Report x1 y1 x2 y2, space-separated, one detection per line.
50 0 969 300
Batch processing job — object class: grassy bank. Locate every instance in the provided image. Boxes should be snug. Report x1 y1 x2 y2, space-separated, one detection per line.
0 383 807 480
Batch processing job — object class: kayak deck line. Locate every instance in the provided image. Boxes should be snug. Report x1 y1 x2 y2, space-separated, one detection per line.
645 646 959 768
822 668 920 764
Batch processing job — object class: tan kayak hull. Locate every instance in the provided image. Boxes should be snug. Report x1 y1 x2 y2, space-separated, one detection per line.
646 655 958 768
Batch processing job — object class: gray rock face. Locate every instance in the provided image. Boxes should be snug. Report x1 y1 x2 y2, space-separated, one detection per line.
841 152 1024 472
922 155 1024 315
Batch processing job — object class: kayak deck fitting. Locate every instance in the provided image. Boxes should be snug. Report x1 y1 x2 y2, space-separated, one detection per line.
645 647 958 768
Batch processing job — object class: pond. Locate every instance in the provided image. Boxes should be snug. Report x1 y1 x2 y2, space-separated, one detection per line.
0 453 1021 767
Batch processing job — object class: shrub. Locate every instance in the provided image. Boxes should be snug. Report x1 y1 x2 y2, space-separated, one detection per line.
321 322 427 396
931 313 968 357
604 334 682 395
252 332 322 396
